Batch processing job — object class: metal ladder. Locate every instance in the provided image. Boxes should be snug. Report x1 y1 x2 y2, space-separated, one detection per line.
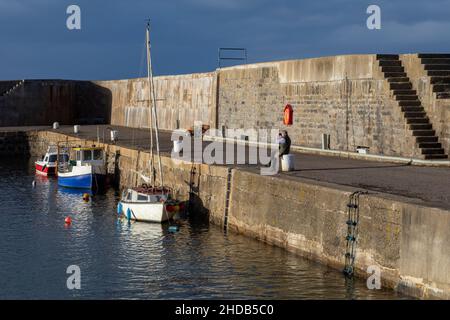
343 190 368 277
187 165 197 214
223 167 233 233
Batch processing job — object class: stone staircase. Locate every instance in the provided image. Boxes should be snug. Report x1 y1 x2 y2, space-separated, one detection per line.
418 53 450 99
0 80 25 97
376 54 448 160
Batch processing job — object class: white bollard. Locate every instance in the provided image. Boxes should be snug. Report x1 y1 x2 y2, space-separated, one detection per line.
110 130 119 142
53 122 59 129
74 125 80 134
281 154 295 172
173 140 183 153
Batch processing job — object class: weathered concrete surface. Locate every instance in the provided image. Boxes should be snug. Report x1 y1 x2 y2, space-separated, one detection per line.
224 169 450 299
5 124 449 210
0 80 111 126
3 126 450 299
95 72 216 131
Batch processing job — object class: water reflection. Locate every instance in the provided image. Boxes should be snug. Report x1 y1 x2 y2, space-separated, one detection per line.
0 158 410 299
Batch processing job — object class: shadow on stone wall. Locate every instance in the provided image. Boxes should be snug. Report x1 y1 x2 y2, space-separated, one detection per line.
0 80 113 127
75 81 112 125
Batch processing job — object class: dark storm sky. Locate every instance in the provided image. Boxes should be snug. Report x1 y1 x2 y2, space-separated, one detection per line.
1 0 450 80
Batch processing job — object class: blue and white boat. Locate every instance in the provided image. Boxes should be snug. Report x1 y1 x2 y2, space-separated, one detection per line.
57 146 106 190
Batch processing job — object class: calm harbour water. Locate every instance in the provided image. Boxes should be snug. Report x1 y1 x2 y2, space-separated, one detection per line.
0 158 409 299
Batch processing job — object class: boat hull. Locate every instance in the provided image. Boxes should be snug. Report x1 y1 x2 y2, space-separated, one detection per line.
120 202 175 223
58 165 106 190
35 162 56 176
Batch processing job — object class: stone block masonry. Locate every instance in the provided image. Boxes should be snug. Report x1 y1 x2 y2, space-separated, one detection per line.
2 54 449 160
217 55 430 159
94 72 216 131
11 129 450 299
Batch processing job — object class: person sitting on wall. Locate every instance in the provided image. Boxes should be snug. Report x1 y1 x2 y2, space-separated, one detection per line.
279 130 291 158
267 131 291 167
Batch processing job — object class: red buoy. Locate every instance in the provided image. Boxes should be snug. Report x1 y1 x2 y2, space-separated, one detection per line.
65 216 72 224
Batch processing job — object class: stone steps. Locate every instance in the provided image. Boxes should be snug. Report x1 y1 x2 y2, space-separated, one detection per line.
420 148 446 155
416 136 438 143
418 142 441 149
436 92 450 99
376 54 399 60
395 95 419 101
387 77 410 83
423 154 448 160
421 58 450 65
378 60 402 67
419 54 450 99
402 106 424 113
398 100 421 106
1 80 24 97
384 72 407 78
381 66 404 73
410 123 432 130
430 76 450 84
377 54 448 160
390 83 412 90
424 64 450 70
412 130 436 137
432 84 450 93
418 53 450 58
406 117 429 124
404 111 426 118
392 89 416 95
427 70 450 76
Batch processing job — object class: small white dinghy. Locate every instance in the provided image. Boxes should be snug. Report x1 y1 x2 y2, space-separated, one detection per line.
118 185 183 223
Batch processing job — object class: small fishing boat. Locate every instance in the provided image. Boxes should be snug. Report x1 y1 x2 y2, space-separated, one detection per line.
57 146 106 190
118 22 183 224
119 185 184 223
35 145 68 176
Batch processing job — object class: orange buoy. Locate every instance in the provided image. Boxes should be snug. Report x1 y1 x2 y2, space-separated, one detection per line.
65 216 72 224
82 193 90 202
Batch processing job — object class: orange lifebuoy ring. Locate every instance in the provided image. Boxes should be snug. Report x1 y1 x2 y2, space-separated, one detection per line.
283 104 293 125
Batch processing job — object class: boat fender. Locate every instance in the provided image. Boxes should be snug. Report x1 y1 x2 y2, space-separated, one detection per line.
126 208 132 221
117 202 123 215
65 216 72 225
168 225 179 233
82 193 90 202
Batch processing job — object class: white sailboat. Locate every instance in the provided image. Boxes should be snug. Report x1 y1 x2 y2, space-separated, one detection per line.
118 22 183 223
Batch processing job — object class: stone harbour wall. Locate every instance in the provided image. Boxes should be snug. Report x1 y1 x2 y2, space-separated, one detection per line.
12 129 450 299
2 54 450 159
94 72 216 131
0 80 111 127
217 56 421 158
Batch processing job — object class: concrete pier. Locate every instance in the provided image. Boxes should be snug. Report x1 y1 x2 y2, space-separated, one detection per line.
2 125 449 299
1 53 450 299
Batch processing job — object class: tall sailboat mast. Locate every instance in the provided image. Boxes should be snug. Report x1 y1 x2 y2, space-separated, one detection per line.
146 21 164 189
146 23 155 187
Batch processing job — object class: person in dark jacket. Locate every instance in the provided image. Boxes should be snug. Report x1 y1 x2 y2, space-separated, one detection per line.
279 130 291 157
267 130 291 167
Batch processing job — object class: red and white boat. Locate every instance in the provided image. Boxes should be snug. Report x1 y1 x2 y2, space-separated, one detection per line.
35 145 68 176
